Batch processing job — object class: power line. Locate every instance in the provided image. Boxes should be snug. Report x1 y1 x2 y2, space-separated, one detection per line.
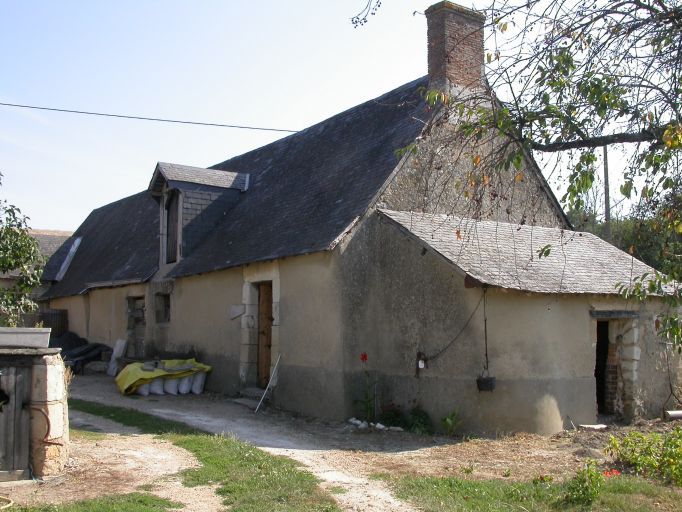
0 101 299 133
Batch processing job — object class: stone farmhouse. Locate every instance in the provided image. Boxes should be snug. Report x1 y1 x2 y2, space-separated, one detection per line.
41 2 680 434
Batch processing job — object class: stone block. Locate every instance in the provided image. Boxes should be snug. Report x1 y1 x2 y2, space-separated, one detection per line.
621 346 641 361
242 282 258 304
272 302 280 326
31 363 65 402
240 343 258 363
241 314 256 330
30 401 66 441
31 441 68 477
239 362 257 385
621 360 639 373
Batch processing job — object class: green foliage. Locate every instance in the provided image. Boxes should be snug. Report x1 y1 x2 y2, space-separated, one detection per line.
441 409 463 437
443 0 682 350
0 173 43 327
569 184 682 349
607 428 682 486
16 493 181 512
406 406 433 435
69 400 339 511
563 460 605 506
377 403 407 428
384 472 682 511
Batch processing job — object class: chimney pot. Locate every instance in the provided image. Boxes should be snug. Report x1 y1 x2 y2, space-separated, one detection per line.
426 1 486 92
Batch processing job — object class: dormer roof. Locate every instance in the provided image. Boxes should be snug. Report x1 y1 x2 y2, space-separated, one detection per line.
148 162 249 196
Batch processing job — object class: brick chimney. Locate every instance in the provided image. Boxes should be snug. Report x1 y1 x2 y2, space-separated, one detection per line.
426 2 486 92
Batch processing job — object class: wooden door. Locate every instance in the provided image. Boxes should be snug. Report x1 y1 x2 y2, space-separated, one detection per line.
0 366 31 481
257 282 273 389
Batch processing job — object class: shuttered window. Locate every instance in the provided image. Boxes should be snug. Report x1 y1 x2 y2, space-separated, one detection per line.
166 191 179 263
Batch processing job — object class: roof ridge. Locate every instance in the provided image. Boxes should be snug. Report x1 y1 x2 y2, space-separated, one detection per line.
210 76 429 171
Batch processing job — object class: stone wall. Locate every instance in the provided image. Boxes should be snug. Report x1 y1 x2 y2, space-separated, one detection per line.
29 351 69 476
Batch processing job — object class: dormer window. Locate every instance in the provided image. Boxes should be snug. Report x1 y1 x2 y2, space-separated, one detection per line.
165 190 179 263
148 162 250 267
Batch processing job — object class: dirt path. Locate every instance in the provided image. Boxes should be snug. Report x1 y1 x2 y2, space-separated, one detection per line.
66 375 670 511
2 410 223 511
71 376 416 512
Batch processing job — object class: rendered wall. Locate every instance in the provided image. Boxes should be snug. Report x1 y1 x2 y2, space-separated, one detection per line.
269 252 345 419
149 267 243 395
87 285 146 345
333 211 681 434
47 295 89 339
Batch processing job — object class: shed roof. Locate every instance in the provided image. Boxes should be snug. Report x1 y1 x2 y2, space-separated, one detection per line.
379 209 657 295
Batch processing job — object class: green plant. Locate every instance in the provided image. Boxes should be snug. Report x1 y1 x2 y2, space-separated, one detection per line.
660 428 682 485
607 428 682 486
564 460 605 506
353 352 374 422
441 410 463 437
378 403 407 428
407 406 433 435
532 474 554 485
0 173 43 327
460 464 474 475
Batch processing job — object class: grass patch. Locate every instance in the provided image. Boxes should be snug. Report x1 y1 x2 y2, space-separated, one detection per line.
135 484 157 492
69 399 200 435
69 428 107 442
70 399 339 511
16 493 181 512
328 486 347 495
384 474 682 511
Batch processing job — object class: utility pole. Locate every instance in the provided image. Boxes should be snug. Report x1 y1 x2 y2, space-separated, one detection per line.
603 145 612 243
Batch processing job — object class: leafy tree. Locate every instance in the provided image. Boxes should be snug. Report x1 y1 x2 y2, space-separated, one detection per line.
435 0 682 347
0 173 43 327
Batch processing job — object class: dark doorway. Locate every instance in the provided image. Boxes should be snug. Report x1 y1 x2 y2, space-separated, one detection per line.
127 297 146 358
595 321 609 414
257 282 273 389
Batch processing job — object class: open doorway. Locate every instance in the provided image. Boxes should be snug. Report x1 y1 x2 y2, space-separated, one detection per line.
595 320 610 414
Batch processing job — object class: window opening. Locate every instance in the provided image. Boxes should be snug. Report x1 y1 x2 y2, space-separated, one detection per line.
166 191 179 263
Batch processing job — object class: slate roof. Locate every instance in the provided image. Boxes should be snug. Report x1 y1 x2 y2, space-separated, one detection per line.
42 192 159 298
149 162 249 195
379 209 657 295
43 77 431 296
1 230 72 280
40 233 76 282
167 76 431 278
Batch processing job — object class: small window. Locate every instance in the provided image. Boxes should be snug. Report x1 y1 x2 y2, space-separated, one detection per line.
155 294 171 323
166 191 179 263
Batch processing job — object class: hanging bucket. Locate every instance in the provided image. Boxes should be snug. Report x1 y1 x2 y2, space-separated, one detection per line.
476 372 496 392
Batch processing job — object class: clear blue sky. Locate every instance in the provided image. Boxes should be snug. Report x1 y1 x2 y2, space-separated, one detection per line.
0 1 493 230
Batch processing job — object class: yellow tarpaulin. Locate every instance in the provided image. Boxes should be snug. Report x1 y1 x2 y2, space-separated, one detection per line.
115 358 212 395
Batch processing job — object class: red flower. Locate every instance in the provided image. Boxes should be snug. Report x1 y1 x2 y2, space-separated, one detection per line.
360 352 368 362
603 469 621 477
